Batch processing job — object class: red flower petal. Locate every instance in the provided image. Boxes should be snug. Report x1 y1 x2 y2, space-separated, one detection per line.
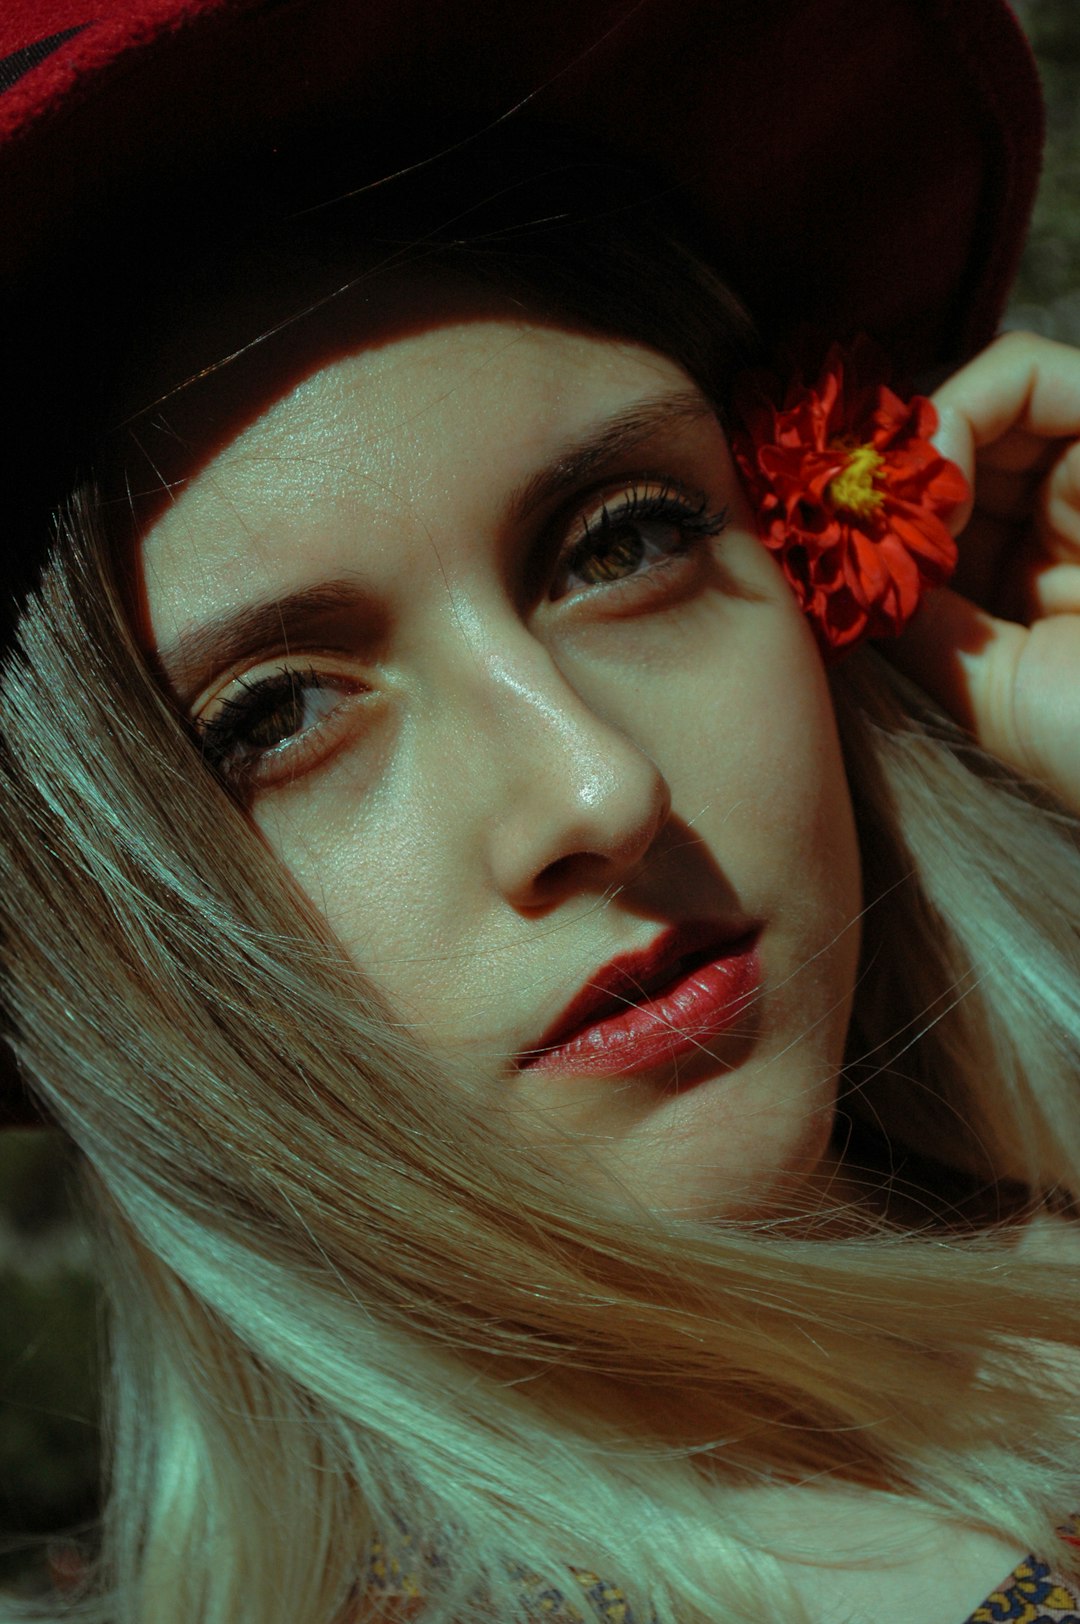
731 337 969 659
887 506 959 575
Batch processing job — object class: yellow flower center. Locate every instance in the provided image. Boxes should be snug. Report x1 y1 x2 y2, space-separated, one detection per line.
827 442 885 517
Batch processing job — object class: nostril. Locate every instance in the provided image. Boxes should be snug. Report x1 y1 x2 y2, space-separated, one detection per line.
535 849 606 893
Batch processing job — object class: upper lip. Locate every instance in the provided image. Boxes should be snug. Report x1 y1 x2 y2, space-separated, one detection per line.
518 918 759 1066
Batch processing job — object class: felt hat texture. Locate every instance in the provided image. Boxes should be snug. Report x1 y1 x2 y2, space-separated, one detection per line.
0 0 1044 370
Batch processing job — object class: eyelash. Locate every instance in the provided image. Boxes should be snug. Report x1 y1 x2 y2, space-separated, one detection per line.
194 478 729 795
196 664 362 793
551 481 729 600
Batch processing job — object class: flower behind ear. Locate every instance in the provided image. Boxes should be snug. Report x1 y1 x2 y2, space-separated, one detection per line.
731 335 969 660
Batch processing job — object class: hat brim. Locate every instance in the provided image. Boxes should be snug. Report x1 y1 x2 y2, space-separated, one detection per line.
0 0 1044 373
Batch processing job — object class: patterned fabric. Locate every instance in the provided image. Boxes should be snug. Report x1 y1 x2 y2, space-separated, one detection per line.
967 1517 1080 1624
967 1553 1080 1623
362 1519 441 1618
359 1516 1080 1623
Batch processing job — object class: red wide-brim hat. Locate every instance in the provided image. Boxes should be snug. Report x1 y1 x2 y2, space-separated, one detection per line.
0 0 1045 1123
0 0 1044 367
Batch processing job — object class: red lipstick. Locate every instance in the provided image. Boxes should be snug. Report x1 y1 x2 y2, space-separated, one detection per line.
519 920 762 1078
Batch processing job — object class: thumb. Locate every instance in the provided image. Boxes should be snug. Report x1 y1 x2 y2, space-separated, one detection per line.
882 585 1080 814
883 584 1016 742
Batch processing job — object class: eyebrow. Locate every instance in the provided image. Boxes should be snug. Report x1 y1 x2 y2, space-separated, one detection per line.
153 388 718 710
153 578 380 711
506 390 715 524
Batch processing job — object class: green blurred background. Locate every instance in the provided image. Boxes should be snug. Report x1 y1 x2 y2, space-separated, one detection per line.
1008 0 1080 341
1 0 1079 1596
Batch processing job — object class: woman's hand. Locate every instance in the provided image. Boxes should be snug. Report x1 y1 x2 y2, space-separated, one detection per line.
882 330 1080 816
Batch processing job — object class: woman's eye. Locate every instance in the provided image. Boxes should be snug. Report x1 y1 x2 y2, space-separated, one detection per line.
550 482 729 601
194 665 365 793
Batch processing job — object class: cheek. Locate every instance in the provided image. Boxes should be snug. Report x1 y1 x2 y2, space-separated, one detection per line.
255 768 459 1004
749 640 862 947
747 639 863 1092
670 596 862 1027
662 593 856 893
753 676 858 906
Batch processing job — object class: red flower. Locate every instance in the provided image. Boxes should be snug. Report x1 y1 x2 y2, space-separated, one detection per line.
731 336 969 660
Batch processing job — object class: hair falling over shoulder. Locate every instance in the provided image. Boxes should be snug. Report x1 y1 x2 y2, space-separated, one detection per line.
2 205 1080 1624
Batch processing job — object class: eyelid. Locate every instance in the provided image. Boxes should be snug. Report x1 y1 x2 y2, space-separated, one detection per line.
550 473 726 592
527 471 711 595
555 472 703 537
191 650 364 725
192 658 371 798
571 474 703 529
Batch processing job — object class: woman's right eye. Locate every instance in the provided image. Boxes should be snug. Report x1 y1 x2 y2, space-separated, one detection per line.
194 665 367 794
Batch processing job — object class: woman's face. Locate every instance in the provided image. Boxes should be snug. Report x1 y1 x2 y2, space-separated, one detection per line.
134 276 863 1219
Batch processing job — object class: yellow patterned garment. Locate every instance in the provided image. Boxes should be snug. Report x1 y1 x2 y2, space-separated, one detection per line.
358 1515 1080 1622
967 1515 1080 1624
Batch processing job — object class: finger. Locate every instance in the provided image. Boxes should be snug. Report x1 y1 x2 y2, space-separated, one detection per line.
936 441 1080 616
974 423 1057 476
960 437 1060 522
1007 612 1080 815
881 584 1021 743
1014 561 1080 618
983 439 1080 619
1036 438 1080 562
932 331 1080 461
990 525 1080 621
879 585 1080 815
927 335 1080 604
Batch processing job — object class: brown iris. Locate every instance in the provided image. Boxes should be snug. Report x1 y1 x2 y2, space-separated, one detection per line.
575 528 645 584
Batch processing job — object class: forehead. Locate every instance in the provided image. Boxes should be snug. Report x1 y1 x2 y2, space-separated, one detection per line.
118 266 519 505
134 298 708 641
154 311 683 488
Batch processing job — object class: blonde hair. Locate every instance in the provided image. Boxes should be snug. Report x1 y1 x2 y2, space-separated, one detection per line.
3 189 1080 1624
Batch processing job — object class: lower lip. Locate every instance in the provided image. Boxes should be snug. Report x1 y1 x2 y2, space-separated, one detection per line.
522 935 762 1078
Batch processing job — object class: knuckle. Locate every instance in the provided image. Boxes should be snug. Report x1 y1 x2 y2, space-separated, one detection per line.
990 327 1063 359
994 327 1042 349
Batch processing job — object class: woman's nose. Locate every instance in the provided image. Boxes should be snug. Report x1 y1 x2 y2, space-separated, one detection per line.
456 644 672 911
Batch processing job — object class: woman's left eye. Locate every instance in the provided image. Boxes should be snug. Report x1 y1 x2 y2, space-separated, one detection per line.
194 664 366 795
550 481 729 602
